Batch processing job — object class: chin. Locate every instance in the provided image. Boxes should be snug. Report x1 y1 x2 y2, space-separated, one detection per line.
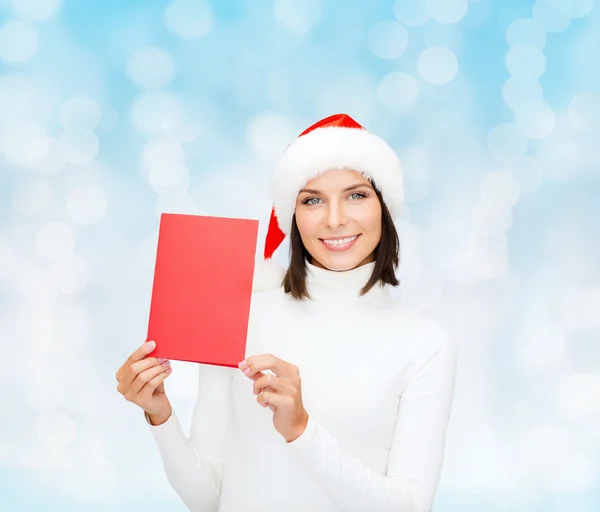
313 252 367 272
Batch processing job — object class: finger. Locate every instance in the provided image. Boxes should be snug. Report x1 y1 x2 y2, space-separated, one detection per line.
118 356 169 389
126 340 157 367
138 366 172 400
257 390 291 409
128 362 171 397
252 374 294 396
241 354 298 379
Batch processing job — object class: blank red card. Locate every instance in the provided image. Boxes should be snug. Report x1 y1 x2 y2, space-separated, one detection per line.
146 213 258 367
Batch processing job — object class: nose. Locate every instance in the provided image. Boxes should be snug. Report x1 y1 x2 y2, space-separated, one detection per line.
325 200 348 229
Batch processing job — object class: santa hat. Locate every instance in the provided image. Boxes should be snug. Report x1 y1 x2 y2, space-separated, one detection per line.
252 113 404 291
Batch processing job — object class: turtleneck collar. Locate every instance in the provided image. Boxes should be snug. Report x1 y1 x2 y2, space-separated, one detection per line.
304 260 392 304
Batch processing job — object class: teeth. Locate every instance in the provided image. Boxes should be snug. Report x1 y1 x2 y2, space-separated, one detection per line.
323 236 357 246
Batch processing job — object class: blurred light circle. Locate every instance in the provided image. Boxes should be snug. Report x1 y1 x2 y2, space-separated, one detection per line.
66 186 107 225
12 176 52 215
417 46 458 85
31 137 66 176
127 46 174 91
95 104 118 136
422 21 462 53
274 0 322 34
131 93 180 133
0 73 38 120
14 264 59 306
481 169 521 207
472 202 513 233
506 157 542 194
59 130 99 165
467 232 508 279
245 112 296 160
393 0 430 26
506 18 546 48
0 242 13 279
545 0 593 18
559 285 600 332
532 0 571 32
518 324 566 369
36 222 75 261
506 45 546 78
155 193 197 216
569 92 600 133
425 0 468 24
2 119 46 167
377 72 419 110
148 163 191 194
50 255 89 294
35 411 77 448
487 123 528 163
0 20 38 64
25 377 64 412
164 0 214 39
10 0 62 20
502 77 543 111
515 100 556 139
59 95 101 131
368 21 409 59
143 136 185 170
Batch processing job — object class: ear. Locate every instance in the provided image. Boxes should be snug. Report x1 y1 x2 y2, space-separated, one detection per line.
252 258 286 292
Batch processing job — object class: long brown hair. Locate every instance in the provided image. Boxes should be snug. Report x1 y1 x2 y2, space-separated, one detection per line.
282 181 400 300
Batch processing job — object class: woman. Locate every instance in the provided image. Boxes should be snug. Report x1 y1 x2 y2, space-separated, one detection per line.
116 114 458 511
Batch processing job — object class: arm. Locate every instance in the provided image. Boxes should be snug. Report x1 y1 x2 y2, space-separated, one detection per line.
286 325 458 512
146 363 234 512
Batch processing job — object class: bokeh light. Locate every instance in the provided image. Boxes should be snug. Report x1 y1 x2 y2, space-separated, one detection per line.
65 186 107 225
486 123 528 163
274 0 322 34
0 20 38 64
127 46 175 91
425 0 468 24
377 72 419 110
164 0 214 39
10 0 62 20
368 21 409 59
393 0 430 26
417 45 459 84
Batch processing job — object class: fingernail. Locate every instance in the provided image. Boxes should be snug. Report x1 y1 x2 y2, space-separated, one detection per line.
238 360 248 369
147 340 156 348
161 360 170 367
157 357 167 363
243 367 250 375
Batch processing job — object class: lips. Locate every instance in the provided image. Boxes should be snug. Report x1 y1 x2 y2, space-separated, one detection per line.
319 234 361 252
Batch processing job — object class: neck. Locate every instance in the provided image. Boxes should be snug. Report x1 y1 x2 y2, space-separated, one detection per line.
304 260 392 304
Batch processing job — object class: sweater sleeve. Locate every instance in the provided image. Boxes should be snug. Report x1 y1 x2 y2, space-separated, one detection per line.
145 363 234 512
286 332 458 512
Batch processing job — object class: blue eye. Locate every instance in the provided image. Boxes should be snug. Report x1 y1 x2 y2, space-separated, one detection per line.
350 192 367 200
302 197 322 205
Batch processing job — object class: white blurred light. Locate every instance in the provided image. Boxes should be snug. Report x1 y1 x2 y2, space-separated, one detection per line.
155 193 197 216
274 0 322 34
165 0 214 39
59 96 101 131
559 284 600 332
506 45 546 78
13 264 58 306
0 20 38 64
2 119 46 167
368 21 409 59
131 93 180 133
36 222 75 261
377 72 419 110
245 112 296 161
66 185 107 225
506 157 543 194
487 123 528 163
393 0 430 26
127 46 174 91
143 136 185 169
30 137 66 176
425 0 468 24
0 242 13 279
472 202 513 233
502 77 544 112
569 92 600 133
545 0 593 19
0 73 39 120
506 18 546 48
518 323 566 369
15 306 54 355
515 100 556 139
25 377 64 412
49 255 89 294
35 412 77 448
532 0 571 32
417 46 458 85
148 163 191 194
467 232 508 279
557 373 600 421
10 0 62 20
59 129 99 165
481 169 522 207
12 176 52 215
51 300 93 354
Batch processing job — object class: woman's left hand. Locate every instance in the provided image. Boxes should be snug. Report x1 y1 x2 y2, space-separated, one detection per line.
238 354 309 443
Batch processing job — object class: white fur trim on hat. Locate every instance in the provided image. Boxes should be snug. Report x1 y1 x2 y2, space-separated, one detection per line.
272 126 404 235
252 258 286 292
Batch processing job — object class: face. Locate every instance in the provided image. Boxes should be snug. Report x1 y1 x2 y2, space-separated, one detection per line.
295 168 382 271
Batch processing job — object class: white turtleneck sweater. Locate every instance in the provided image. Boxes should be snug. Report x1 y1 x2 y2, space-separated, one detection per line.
146 261 457 512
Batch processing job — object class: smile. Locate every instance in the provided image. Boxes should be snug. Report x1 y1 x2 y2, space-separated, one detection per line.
319 235 360 251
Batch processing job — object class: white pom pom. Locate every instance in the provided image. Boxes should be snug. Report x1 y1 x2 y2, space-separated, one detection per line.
252 258 286 292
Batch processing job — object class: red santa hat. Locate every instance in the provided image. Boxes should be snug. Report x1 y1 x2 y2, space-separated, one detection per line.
253 113 404 291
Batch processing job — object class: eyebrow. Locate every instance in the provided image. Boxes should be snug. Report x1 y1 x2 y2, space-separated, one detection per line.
298 183 373 195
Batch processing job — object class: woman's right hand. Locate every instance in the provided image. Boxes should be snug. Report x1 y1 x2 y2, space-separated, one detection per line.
116 340 173 423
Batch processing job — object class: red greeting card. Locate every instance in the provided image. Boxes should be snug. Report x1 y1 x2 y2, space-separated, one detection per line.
146 213 258 367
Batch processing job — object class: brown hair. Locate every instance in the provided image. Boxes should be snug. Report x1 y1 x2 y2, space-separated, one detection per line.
282 181 400 300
